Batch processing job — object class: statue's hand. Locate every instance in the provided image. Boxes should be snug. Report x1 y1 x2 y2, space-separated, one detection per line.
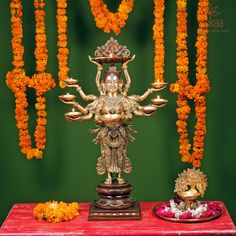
60 100 76 105
148 87 160 94
122 55 135 69
65 116 75 121
66 84 79 89
123 113 133 121
88 55 103 71
145 111 156 116
65 114 80 121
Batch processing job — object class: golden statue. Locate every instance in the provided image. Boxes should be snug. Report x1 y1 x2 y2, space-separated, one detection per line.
60 38 167 185
59 38 167 219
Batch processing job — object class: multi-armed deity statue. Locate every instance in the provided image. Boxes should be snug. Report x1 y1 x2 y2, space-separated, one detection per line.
59 38 167 220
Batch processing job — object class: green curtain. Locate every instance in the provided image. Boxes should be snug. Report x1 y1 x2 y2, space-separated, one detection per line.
0 0 235 225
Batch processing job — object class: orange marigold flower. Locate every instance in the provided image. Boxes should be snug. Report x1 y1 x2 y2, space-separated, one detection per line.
153 0 165 83
34 201 79 223
7 0 55 159
170 0 209 167
89 0 134 35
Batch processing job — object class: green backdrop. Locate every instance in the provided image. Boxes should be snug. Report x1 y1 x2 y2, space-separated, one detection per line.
0 0 235 225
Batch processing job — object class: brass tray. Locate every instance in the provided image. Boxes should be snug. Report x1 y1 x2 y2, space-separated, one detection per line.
152 203 222 223
92 56 132 64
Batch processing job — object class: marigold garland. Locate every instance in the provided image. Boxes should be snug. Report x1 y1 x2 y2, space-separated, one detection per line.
34 201 79 223
56 0 69 88
6 0 55 159
89 0 134 35
170 0 210 167
153 0 165 83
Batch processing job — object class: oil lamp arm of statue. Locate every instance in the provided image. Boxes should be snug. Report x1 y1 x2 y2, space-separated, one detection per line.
59 37 168 186
64 59 103 102
121 57 164 102
90 54 162 112
60 57 165 122
59 59 103 118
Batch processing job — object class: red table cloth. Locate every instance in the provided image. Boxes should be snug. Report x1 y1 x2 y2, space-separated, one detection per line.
0 202 235 235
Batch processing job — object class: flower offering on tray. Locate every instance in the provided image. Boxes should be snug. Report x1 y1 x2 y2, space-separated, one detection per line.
153 197 221 222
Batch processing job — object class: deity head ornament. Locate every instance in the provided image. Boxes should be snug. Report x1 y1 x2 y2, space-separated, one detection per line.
102 66 123 94
105 65 121 78
94 37 130 58
91 37 132 64
174 168 207 200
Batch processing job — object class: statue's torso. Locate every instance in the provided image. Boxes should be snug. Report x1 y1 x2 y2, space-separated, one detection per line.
86 94 138 124
101 95 124 115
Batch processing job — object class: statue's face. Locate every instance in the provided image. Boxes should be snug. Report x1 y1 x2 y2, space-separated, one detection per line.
104 73 121 93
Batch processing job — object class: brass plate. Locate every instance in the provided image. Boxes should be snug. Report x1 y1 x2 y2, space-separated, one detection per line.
92 56 132 64
152 203 222 223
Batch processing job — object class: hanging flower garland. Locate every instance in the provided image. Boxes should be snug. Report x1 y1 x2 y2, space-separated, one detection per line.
34 201 79 223
6 0 55 159
89 0 134 35
153 0 165 83
170 0 210 168
56 0 69 88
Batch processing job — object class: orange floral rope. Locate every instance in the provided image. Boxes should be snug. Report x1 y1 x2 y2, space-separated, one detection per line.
89 0 134 35
34 201 79 223
56 0 69 88
170 0 210 168
153 0 165 83
6 0 55 159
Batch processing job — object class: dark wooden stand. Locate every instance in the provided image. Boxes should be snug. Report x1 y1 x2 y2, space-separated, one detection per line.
88 181 141 220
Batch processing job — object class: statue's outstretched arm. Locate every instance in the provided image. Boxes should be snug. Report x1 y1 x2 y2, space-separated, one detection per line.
89 56 103 95
76 86 97 101
122 55 135 96
133 105 157 117
65 112 93 122
129 87 161 102
73 102 89 114
61 100 88 114
65 84 96 102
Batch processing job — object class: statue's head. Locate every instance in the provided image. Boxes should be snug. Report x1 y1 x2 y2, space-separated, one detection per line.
103 66 123 93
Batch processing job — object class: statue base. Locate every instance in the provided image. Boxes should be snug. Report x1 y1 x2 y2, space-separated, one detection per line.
88 181 141 220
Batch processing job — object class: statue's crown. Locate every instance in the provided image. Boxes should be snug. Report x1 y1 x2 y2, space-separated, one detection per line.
105 65 120 77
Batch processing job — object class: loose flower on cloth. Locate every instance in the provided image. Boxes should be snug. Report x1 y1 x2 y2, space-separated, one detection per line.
34 201 79 223
155 197 220 220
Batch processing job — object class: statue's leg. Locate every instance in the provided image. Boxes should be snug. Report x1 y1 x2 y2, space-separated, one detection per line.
104 171 112 184
117 171 125 184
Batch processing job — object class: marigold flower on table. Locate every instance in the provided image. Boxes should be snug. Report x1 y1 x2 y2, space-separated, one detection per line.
34 201 79 223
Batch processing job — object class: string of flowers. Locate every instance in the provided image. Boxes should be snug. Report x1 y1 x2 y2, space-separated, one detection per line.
56 0 69 88
6 0 55 159
153 0 165 83
34 201 79 223
89 0 134 35
170 0 210 168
